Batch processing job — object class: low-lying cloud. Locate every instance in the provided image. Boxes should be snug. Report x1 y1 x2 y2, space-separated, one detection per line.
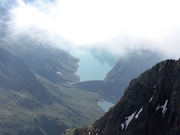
5 0 180 59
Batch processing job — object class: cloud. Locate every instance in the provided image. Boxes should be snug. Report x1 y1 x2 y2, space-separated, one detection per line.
90 48 118 67
6 0 180 59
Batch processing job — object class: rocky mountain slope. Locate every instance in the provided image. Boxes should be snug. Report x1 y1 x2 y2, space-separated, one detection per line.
62 59 180 135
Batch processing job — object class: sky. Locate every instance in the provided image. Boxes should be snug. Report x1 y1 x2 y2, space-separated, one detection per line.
2 0 180 80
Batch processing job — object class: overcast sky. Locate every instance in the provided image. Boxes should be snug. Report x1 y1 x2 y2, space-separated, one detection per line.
5 0 180 58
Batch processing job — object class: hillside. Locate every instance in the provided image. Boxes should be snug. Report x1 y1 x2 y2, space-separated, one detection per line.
0 37 80 83
0 45 104 135
98 50 163 98
0 6 104 134
62 59 180 135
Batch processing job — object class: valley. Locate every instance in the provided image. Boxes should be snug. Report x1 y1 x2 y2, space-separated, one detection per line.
0 37 104 134
1 2 180 135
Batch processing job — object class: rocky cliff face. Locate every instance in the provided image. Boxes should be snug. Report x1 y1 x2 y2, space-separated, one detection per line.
62 59 180 135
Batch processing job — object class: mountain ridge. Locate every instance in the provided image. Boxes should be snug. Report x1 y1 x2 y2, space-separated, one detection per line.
61 58 180 135
0 43 104 135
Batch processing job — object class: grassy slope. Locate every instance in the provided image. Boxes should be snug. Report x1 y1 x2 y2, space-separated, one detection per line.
0 36 80 83
0 37 104 134
36 75 104 127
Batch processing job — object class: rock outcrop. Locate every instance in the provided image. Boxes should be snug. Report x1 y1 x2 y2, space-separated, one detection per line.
62 59 180 135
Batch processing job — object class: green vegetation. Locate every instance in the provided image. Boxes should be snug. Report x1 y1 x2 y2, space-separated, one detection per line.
0 36 104 135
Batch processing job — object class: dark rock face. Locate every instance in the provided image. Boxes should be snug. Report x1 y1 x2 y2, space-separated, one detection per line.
98 50 163 98
62 59 180 135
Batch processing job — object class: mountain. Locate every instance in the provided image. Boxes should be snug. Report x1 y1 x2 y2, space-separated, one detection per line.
0 36 80 83
97 50 163 98
62 59 180 135
0 7 104 134
0 5 80 83
0 47 52 106
74 51 163 99
0 45 104 135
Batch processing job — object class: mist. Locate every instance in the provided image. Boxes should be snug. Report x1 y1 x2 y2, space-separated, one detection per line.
1 0 180 80
4 0 180 59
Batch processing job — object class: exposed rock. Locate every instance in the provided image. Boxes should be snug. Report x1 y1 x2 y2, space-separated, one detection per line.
62 59 180 135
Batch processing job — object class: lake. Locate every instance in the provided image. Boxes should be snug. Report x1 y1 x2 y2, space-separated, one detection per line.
71 51 114 81
97 99 118 112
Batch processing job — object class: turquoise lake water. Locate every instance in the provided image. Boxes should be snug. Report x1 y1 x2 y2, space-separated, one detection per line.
97 99 118 112
71 51 119 111
71 52 113 81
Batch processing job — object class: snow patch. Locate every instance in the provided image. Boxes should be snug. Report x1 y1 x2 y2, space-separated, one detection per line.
149 96 153 102
156 100 168 114
121 123 125 129
67 82 74 84
156 106 160 111
162 100 168 114
126 112 136 127
121 111 136 130
12 91 26 98
135 107 143 118
56 72 62 75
